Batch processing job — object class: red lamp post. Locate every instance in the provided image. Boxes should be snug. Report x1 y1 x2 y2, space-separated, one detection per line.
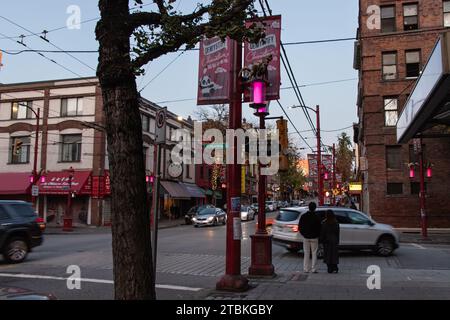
248 78 275 277
63 167 75 232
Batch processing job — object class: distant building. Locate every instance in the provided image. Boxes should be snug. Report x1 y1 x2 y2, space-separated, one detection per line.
0 77 203 226
354 0 450 227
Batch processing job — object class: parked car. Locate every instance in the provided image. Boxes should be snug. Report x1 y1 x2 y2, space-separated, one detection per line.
192 207 227 227
0 201 45 263
250 203 269 214
184 204 214 225
240 206 255 221
0 286 56 300
266 201 277 212
272 206 400 257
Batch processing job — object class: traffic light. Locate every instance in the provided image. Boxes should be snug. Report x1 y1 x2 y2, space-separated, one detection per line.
13 139 23 155
277 119 289 172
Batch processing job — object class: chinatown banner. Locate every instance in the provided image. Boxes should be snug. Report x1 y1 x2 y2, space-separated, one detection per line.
244 15 282 102
197 36 233 105
307 154 333 178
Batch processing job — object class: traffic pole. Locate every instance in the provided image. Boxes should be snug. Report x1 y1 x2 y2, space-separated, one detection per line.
418 138 428 239
31 108 40 210
316 105 323 206
332 143 336 205
216 40 248 291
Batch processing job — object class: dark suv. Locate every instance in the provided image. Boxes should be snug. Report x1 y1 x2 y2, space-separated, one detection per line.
0 201 45 263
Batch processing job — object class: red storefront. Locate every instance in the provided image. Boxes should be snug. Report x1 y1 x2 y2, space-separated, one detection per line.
37 171 93 226
0 172 33 201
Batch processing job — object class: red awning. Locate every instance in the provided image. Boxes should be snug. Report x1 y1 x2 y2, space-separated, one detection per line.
0 172 32 195
37 171 92 195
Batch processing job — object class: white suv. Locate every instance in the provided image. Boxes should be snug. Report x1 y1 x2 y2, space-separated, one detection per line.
272 207 400 257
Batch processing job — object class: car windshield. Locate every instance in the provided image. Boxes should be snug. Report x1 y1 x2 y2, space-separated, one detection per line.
276 209 303 222
7 203 36 218
241 206 249 211
198 208 216 215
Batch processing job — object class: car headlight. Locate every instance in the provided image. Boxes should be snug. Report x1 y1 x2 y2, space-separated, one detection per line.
207 217 214 222
192 217 197 222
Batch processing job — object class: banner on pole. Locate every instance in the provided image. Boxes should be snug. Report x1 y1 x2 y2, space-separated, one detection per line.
244 15 282 102
197 37 233 105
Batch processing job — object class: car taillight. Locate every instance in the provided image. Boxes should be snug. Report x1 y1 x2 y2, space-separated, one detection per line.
36 217 46 230
288 224 299 232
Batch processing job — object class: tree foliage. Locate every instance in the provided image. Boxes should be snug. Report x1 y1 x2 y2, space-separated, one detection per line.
335 132 354 182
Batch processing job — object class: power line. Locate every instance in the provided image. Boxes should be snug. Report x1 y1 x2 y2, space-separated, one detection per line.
139 51 185 92
0 15 96 72
276 100 313 152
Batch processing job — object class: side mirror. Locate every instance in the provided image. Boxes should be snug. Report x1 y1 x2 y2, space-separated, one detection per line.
368 221 375 227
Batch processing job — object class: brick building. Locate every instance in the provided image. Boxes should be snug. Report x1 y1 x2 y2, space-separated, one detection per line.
354 0 450 227
0 77 200 226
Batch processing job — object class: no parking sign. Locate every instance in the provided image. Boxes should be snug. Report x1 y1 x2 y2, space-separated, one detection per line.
155 107 167 145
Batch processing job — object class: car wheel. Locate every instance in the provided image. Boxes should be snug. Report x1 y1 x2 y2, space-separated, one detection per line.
222 217 226 225
194 225 199 228
287 247 300 253
4 238 29 263
376 236 395 256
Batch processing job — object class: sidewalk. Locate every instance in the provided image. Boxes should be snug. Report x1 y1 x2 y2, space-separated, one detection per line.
44 218 186 235
397 228 450 244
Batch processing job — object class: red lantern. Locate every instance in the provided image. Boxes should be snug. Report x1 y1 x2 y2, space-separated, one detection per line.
409 167 415 178
426 167 432 178
29 175 34 183
324 172 329 180
40 175 46 183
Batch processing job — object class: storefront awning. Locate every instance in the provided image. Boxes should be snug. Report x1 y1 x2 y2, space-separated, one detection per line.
180 183 205 198
37 171 92 195
160 181 190 199
0 172 32 195
397 31 450 143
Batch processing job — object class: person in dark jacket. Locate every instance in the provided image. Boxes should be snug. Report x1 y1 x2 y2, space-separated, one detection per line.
298 202 321 273
320 210 340 273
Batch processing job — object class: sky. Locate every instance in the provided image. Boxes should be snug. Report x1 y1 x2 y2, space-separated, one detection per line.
0 0 358 155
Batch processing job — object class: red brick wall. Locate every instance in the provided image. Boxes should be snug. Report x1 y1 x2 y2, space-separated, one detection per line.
358 0 450 227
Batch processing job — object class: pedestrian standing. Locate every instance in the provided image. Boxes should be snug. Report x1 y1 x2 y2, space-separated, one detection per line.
320 209 340 273
298 202 321 273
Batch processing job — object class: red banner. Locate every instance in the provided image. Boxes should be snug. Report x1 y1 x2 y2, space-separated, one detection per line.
244 15 282 102
197 36 233 105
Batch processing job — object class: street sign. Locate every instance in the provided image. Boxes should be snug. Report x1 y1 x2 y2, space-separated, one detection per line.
155 107 167 145
413 138 422 155
31 185 39 197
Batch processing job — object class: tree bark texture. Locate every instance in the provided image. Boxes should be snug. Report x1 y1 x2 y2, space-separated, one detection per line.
96 0 155 300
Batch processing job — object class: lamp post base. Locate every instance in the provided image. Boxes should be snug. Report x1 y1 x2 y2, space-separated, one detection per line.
63 218 73 232
216 274 249 292
248 233 275 276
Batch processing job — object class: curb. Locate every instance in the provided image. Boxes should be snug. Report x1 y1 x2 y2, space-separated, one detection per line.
44 222 187 234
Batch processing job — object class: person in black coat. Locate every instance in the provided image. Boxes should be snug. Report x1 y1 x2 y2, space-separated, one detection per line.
320 209 340 273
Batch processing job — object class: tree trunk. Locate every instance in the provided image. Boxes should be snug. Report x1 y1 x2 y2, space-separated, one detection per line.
96 0 155 300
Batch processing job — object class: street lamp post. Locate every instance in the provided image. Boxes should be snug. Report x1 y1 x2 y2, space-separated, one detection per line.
247 78 275 277
63 166 75 232
290 105 323 205
20 106 41 210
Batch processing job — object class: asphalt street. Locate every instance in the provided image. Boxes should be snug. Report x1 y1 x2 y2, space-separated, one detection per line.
1 215 450 300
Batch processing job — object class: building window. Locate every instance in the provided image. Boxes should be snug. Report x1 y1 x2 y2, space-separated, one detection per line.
386 146 402 170
381 6 396 33
382 52 397 80
149 118 156 133
141 115 149 132
403 3 418 30
409 145 426 164
10 136 30 164
444 1 450 27
384 97 398 127
61 98 83 117
406 50 421 78
60 134 82 162
411 182 427 195
11 102 33 119
387 183 403 195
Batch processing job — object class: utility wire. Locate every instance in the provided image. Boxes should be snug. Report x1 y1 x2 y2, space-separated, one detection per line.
0 15 96 72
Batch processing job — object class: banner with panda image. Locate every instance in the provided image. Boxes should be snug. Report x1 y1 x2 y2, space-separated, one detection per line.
197 36 233 105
